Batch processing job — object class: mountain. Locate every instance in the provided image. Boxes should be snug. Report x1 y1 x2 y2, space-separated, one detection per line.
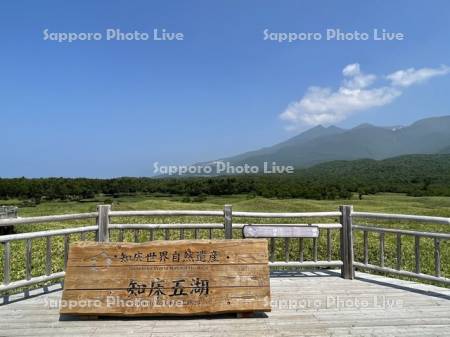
201 115 450 170
199 125 344 166
439 145 450 154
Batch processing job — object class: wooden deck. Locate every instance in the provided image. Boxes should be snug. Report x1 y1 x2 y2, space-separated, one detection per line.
1 270 450 337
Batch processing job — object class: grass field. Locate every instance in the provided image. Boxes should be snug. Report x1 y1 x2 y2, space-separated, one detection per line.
1 193 449 294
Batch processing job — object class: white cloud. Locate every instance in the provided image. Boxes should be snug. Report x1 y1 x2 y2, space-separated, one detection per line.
342 63 376 89
280 63 450 129
387 65 450 87
342 63 360 77
280 63 400 127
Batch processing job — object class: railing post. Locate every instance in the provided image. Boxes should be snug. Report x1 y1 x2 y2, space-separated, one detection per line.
340 205 354 279
224 204 233 239
3 242 10 286
97 205 111 242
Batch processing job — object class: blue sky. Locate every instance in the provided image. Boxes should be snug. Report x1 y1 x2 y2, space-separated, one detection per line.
1 0 450 177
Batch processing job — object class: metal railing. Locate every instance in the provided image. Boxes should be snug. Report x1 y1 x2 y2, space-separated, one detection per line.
0 204 449 292
352 209 450 285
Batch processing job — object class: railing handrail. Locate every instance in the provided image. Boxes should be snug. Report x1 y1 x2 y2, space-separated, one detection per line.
110 210 224 217
0 212 98 227
2 209 449 227
0 225 98 242
352 211 450 225
352 224 450 239
0 210 343 227
110 210 342 218
232 211 341 218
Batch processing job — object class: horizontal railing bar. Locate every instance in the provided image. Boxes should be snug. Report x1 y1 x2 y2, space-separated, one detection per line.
233 223 342 229
110 210 223 217
110 223 224 230
110 210 342 218
3 209 447 227
352 212 450 225
354 262 450 285
233 211 341 218
0 223 342 242
0 226 98 242
109 223 342 230
269 261 343 268
353 225 450 239
0 271 65 292
0 212 98 227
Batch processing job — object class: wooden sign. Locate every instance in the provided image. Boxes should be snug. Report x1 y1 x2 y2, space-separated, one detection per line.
243 225 319 238
60 239 271 316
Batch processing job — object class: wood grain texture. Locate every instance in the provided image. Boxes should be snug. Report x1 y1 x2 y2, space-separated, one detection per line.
64 264 270 289
60 239 270 316
66 240 269 267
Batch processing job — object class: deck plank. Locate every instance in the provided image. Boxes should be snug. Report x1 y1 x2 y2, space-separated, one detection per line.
0 270 449 336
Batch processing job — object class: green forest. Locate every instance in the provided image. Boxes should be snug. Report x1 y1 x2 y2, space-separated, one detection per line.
1 154 450 202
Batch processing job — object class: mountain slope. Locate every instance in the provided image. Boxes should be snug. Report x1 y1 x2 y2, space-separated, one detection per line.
200 125 344 166
208 115 450 169
439 145 450 154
